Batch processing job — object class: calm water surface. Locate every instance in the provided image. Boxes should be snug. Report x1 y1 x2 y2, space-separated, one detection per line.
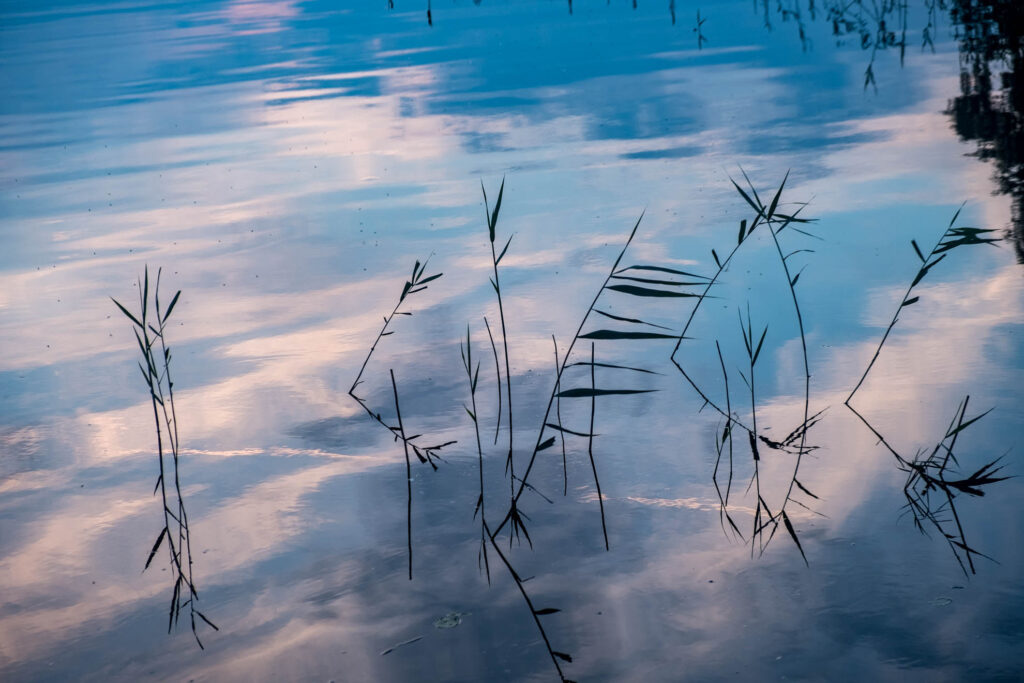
1 1 1023 681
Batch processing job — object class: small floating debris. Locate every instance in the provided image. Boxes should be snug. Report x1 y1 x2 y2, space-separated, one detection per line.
380 636 423 655
433 611 470 629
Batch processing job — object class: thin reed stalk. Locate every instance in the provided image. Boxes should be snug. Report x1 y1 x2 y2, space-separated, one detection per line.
845 205 997 406
553 335 567 496
586 343 609 551
485 317 502 445
462 327 491 583
712 340 743 540
390 369 414 581
737 306 778 556
348 259 454 466
734 171 815 562
481 179 517 507
113 266 216 648
482 518 575 683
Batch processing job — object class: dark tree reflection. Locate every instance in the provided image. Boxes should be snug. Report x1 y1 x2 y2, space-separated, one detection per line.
945 0 1024 262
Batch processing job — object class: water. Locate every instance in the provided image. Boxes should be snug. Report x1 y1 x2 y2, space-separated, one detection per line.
1 1 1022 680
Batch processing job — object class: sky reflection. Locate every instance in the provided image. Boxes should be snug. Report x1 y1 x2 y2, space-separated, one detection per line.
1 0 1022 681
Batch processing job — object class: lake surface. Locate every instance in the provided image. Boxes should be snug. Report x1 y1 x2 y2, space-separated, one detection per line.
1 1 1022 681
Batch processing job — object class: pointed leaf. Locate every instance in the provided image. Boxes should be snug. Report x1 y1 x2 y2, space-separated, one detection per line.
610 274 705 287
617 265 710 279
142 267 149 322
556 388 657 398
496 235 513 265
794 478 819 500
111 298 143 328
144 527 168 570
417 272 443 286
606 284 698 298
579 330 677 340
730 176 763 216
782 511 808 566
195 610 219 631
489 177 505 242
752 326 768 365
544 423 596 437
911 239 925 263
568 360 660 375
593 309 672 331
766 170 789 219
162 290 181 323
944 408 992 439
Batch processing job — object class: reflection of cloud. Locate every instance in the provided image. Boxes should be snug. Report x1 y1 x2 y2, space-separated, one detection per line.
0 425 42 458
2 5 1023 679
0 264 408 372
0 456 378 663
794 78 1013 226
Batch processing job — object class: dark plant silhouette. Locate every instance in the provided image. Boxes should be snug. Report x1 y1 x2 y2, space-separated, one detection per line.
844 207 1007 574
348 259 455 578
671 172 821 562
112 267 217 648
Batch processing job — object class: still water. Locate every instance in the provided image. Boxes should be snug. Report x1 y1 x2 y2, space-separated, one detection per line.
1 0 1022 680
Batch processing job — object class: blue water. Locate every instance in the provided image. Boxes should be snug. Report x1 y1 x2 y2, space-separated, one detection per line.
1 1 1022 681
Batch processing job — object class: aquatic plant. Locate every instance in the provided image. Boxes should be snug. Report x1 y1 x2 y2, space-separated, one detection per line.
458 179 687 681
901 396 1009 574
477 179 654 551
112 266 217 648
671 172 822 562
345 175 1007 683
348 258 455 578
480 179 518 509
462 327 575 681
844 207 1006 574
846 207 999 403
487 201 672 547
694 9 708 48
